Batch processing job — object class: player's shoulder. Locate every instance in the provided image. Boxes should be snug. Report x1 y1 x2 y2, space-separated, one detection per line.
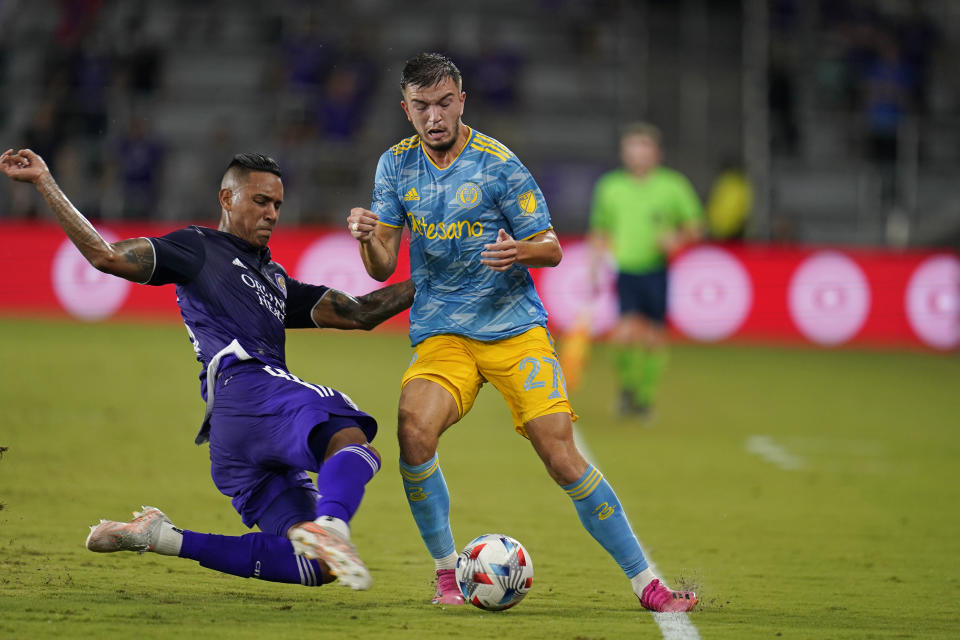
595 168 629 189
387 134 421 157
655 166 693 184
269 259 290 276
153 224 206 244
468 129 516 164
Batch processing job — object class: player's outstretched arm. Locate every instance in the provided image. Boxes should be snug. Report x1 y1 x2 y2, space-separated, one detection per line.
0 148 155 283
311 279 415 330
348 207 403 281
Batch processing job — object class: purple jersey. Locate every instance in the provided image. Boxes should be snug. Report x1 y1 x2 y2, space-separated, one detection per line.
145 226 331 443
143 225 379 530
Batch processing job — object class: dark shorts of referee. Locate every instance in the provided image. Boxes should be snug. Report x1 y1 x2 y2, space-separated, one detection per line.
616 268 668 324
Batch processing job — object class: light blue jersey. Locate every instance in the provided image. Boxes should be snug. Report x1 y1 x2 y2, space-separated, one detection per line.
372 126 553 345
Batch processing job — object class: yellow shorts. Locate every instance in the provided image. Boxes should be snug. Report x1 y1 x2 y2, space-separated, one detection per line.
400 326 578 437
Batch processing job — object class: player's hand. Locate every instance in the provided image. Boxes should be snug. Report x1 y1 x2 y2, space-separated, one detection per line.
348 207 379 243
658 231 682 257
481 228 519 272
0 148 51 184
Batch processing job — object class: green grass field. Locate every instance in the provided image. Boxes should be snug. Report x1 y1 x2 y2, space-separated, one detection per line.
1 317 958 639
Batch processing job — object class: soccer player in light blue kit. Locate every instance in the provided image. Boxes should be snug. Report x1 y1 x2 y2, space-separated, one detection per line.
348 52 697 612
1 148 415 591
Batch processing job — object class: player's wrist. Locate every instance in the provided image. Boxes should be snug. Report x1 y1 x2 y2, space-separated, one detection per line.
34 171 56 189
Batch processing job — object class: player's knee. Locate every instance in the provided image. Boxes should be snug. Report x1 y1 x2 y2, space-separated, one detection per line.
326 432 381 475
397 406 429 441
323 426 371 458
362 442 382 472
545 457 585 486
534 443 588 486
397 413 436 465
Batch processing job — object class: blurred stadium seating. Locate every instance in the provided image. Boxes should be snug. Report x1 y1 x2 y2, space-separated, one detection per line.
1 0 959 249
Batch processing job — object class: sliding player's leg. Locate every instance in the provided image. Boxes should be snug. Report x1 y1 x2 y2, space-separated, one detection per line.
289 421 381 590
210 364 381 589
85 502 333 587
86 431 381 593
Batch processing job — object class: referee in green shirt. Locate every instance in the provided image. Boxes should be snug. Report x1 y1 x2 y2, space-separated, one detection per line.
589 122 703 417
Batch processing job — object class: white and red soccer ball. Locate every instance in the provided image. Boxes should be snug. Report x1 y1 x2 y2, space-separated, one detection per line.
455 533 534 611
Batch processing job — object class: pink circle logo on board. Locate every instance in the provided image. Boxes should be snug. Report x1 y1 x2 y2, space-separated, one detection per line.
537 240 618 335
295 233 383 297
668 246 753 341
51 230 131 321
905 254 960 350
788 251 871 345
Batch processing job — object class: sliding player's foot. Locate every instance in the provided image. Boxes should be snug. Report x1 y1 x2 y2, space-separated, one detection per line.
290 520 371 590
85 506 172 553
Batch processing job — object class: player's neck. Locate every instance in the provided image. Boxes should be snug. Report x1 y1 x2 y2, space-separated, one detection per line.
422 124 471 169
627 165 657 179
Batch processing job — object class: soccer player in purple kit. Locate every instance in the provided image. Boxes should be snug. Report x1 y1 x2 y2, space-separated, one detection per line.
0 147 415 591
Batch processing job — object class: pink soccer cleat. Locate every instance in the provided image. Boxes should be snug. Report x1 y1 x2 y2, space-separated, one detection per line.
638 578 698 613
432 568 465 605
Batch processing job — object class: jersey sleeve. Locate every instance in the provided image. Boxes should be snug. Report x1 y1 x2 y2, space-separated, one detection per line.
495 158 553 240
371 152 405 228
145 227 205 285
284 276 330 328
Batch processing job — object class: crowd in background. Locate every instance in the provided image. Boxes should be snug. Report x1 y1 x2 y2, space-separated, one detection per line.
0 0 956 248
770 0 942 164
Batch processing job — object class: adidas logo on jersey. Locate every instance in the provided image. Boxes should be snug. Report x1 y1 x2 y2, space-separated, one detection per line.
403 188 420 201
232 258 247 269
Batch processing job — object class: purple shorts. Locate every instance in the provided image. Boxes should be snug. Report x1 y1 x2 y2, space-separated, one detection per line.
206 360 377 533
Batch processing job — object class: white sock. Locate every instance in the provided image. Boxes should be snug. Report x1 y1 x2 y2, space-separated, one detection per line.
434 552 459 571
314 515 350 540
152 524 183 556
630 568 659 596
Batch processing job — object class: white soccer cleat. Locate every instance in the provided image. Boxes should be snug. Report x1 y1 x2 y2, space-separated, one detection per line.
289 520 372 590
85 506 172 554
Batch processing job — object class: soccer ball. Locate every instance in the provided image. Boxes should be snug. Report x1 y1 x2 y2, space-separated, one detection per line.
455 533 534 611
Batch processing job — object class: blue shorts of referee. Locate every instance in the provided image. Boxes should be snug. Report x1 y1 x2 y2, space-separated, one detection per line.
616 269 667 324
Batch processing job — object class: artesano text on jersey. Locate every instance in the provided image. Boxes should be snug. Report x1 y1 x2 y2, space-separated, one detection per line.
372 127 553 345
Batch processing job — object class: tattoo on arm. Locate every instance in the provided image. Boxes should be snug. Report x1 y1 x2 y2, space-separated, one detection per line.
113 239 156 283
36 174 153 282
326 279 416 330
36 174 112 261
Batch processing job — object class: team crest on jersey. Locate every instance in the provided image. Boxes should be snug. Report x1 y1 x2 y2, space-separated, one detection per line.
517 190 537 214
455 182 482 209
274 273 287 296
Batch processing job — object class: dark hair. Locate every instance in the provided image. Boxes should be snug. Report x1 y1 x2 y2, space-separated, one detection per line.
620 122 662 146
400 52 462 94
226 153 282 178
